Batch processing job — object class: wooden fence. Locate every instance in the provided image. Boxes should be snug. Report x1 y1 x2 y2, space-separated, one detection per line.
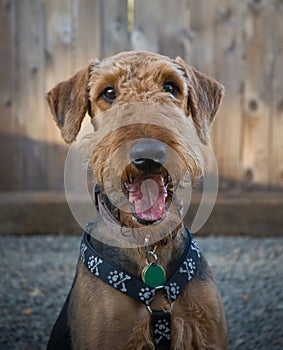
0 0 282 191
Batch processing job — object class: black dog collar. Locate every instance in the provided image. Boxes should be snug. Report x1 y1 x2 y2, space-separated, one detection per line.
80 221 201 348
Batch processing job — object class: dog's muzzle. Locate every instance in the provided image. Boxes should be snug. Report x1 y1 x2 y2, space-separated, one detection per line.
130 139 167 173
126 139 169 224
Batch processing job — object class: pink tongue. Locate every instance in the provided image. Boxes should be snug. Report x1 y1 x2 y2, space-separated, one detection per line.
128 175 167 222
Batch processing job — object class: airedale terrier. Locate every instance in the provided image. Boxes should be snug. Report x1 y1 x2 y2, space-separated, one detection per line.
46 51 227 350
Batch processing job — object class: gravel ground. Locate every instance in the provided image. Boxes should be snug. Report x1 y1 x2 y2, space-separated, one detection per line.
0 235 282 350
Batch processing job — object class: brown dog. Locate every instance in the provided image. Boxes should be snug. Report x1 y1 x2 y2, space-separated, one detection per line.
46 51 227 349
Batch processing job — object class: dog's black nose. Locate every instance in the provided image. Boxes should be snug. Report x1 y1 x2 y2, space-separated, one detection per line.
130 139 167 172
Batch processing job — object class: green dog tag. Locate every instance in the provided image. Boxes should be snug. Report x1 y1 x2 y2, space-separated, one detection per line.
141 262 166 288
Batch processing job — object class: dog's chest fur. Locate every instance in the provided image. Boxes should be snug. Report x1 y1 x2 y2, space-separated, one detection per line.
67 240 226 349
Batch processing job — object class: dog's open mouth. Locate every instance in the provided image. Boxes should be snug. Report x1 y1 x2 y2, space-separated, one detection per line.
125 174 169 224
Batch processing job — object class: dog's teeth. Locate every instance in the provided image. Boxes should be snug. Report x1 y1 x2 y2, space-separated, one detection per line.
164 175 171 188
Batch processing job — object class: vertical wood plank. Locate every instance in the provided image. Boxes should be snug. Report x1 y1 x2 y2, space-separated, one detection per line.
271 0 283 188
65 0 102 193
44 0 73 93
43 0 73 190
133 0 190 61
242 0 274 187
15 0 46 190
131 0 159 52
157 0 190 59
72 0 101 70
213 0 246 186
188 0 216 75
100 0 129 57
188 0 219 157
0 0 17 190
0 0 15 134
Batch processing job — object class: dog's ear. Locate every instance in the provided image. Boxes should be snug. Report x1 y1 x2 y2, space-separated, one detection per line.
175 57 224 144
46 67 90 143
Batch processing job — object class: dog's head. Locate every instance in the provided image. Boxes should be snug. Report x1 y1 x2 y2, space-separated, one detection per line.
47 51 224 230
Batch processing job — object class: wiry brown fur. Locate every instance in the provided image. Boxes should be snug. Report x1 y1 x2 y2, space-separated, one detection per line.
46 51 227 349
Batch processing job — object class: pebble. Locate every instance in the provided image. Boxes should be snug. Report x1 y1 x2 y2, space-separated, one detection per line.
0 235 282 349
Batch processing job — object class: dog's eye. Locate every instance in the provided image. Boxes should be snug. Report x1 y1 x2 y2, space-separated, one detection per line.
163 82 179 96
102 87 116 103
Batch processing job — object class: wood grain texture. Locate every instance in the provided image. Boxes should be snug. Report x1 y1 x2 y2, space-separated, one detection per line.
0 1 282 190
100 0 129 56
15 0 46 190
271 0 283 187
131 0 159 52
43 0 73 189
212 0 246 184
242 0 274 186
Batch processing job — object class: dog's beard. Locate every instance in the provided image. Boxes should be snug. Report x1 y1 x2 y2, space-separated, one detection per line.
80 103 204 246
89 170 192 247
